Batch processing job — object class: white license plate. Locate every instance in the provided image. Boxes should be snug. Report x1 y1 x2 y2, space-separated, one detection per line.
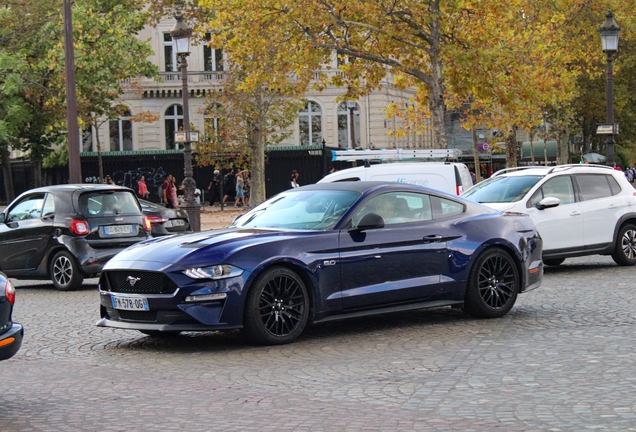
105 225 133 235
171 219 186 227
111 296 149 311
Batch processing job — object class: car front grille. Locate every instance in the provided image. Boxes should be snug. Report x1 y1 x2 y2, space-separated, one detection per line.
118 310 157 322
101 271 178 294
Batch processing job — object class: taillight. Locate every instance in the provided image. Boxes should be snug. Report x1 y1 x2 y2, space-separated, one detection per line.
146 215 168 226
5 279 15 305
69 219 90 236
143 216 152 232
456 185 463 195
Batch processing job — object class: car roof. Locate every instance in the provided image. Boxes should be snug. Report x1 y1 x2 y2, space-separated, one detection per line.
22 184 133 194
297 180 452 195
493 164 617 178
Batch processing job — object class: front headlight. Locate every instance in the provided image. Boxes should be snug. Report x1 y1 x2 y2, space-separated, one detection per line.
183 265 243 280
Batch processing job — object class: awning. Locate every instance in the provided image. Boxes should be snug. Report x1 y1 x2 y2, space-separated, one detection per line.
521 140 558 159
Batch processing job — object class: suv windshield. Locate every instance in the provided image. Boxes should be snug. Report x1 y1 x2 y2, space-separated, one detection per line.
80 191 142 217
231 190 360 230
462 175 542 203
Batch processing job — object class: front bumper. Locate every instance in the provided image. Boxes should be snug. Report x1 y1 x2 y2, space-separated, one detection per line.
0 323 23 361
96 269 247 332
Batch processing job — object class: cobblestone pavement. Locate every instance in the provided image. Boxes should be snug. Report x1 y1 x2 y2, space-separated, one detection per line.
2 256 636 431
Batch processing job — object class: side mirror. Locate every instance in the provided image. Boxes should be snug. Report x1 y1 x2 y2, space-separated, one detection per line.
349 212 385 232
536 196 561 210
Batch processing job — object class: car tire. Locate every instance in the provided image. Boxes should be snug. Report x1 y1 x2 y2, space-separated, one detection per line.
543 258 565 266
243 267 309 345
464 248 519 319
611 223 636 266
139 330 181 338
50 250 84 291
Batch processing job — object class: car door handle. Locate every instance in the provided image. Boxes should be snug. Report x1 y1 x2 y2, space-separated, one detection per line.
423 235 443 243
608 204 618 209
570 211 581 216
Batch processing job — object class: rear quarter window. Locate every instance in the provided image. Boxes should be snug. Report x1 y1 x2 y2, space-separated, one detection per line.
575 174 615 201
80 192 142 217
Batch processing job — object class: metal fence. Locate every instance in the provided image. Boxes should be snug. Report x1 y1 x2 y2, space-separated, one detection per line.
0 146 355 205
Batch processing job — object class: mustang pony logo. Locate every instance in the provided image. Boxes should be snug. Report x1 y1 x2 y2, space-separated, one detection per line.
126 276 141 287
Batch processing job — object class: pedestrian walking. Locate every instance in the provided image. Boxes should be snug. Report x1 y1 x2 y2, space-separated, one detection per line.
235 176 245 207
223 168 237 204
162 174 178 208
105 175 114 185
137 175 149 199
207 169 222 206
290 170 300 188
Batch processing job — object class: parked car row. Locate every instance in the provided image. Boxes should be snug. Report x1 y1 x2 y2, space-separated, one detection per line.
5 162 634 347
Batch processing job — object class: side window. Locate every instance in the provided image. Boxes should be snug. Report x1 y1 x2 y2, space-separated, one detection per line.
529 176 575 207
608 175 621 195
576 174 613 201
7 194 45 221
42 194 55 217
431 196 464 219
352 193 412 226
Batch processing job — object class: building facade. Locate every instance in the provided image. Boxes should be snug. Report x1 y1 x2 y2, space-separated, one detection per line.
81 17 437 154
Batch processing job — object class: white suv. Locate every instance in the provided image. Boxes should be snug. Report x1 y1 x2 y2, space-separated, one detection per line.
462 164 636 266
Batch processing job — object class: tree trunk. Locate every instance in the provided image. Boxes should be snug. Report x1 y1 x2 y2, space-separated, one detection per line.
0 146 15 202
249 127 266 207
471 126 481 183
428 54 448 148
505 126 518 168
32 160 42 188
95 124 104 182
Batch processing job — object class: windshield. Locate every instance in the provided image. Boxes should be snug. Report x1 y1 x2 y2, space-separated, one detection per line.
230 190 360 230
462 175 542 203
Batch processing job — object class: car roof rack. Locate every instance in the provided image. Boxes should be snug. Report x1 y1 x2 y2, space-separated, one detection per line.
331 148 462 162
492 166 543 177
493 163 613 177
546 163 613 174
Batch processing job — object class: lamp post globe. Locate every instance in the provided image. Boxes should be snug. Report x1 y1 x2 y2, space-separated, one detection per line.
170 13 201 231
599 10 620 167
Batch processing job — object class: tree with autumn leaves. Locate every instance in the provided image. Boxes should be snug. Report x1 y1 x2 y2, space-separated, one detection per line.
0 0 157 199
185 0 635 169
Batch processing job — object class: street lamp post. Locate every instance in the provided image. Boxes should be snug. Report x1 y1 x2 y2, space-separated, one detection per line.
599 10 620 167
171 14 201 231
347 101 357 149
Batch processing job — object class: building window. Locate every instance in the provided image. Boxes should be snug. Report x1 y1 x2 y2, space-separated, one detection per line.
163 33 177 72
109 110 133 151
204 34 224 72
337 102 361 149
299 101 322 146
165 104 184 149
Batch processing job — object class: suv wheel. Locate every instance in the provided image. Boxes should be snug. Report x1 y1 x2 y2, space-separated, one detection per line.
612 224 636 266
50 250 84 291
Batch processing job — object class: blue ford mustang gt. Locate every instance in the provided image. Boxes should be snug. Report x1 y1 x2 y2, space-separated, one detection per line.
96 182 543 345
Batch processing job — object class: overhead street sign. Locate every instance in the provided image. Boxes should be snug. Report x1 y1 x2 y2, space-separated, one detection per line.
596 124 619 135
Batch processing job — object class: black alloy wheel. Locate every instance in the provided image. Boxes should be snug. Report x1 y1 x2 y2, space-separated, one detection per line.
464 248 519 318
244 267 309 345
50 250 84 291
612 224 636 266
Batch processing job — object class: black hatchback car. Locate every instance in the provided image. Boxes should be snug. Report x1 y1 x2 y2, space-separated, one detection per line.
0 272 22 361
0 185 151 290
138 199 191 236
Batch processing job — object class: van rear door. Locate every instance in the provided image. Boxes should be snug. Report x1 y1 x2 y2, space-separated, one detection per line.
454 164 473 194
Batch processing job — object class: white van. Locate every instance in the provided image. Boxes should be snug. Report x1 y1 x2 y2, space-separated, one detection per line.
318 162 473 195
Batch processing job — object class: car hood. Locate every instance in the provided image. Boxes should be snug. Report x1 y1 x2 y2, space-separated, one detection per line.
105 228 304 268
478 202 517 212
